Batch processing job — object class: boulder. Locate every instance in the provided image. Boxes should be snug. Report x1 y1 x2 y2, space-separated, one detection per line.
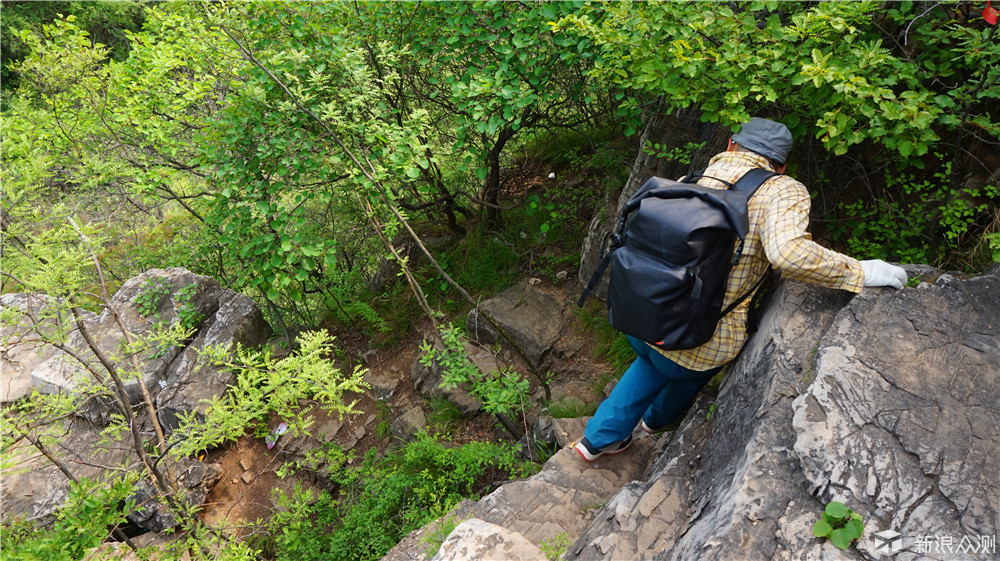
0 268 266 421
154 282 272 432
466 283 567 369
430 519 547 561
0 268 272 531
790 269 1000 559
1 293 68 402
391 406 428 443
126 458 223 533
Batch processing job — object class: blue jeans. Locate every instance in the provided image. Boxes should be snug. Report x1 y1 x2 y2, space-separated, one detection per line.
585 335 721 448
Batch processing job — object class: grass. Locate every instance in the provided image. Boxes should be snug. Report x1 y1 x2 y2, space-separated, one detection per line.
427 396 465 435
574 304 635 374
546 396 597 419
375 401 393 441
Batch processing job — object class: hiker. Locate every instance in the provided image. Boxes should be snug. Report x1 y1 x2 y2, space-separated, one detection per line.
574 117 907 461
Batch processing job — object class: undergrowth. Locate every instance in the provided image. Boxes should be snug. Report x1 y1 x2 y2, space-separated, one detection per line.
575 303 635 374
267 433 536 561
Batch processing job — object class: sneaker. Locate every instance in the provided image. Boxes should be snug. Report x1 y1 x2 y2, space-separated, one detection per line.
574 435 633 462
640 418 682 434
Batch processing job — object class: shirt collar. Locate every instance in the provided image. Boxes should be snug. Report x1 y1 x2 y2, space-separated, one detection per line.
708 150 777 171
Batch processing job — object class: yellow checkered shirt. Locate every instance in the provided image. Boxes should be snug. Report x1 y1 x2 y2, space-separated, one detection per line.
654 151 864 371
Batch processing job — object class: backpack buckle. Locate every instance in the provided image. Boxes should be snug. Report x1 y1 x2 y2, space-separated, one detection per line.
600 233 623 259
732 241 745 266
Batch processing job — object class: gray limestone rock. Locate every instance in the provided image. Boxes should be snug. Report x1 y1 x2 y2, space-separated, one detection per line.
430 519 547 561
391 406 427 443
154 283 272 432
1 293 74 402
1 268 271 531
791 269 1000 559
1 268 271 427
466 283 567 369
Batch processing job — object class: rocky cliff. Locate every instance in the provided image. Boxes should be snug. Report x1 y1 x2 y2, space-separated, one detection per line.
1 268 272 532
383 266 1000 561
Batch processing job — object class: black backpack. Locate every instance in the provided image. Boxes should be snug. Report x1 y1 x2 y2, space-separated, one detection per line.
579 168 777 351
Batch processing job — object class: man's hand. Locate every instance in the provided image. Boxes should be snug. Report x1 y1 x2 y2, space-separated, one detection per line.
861 259 907 289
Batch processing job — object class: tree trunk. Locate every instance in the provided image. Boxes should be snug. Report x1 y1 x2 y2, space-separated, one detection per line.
483 128 516 226
577 102 711 300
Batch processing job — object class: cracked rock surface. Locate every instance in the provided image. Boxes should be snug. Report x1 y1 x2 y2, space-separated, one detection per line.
792 268 999 560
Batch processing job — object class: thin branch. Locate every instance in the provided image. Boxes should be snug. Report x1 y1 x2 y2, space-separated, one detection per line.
21 430 138 551
216 18 549 394
68 216 170 457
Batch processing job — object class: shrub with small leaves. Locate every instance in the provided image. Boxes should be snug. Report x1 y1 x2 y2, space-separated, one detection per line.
419 323 530 418
539 532 572 561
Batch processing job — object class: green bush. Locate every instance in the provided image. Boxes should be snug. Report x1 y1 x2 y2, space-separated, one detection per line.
828 157 1000 268
0 478 135 561
269 434 534 561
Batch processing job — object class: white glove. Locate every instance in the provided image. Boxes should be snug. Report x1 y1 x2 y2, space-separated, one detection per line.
861 259 907 289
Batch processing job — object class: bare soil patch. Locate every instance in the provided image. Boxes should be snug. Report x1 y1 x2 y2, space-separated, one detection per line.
196 277 617 535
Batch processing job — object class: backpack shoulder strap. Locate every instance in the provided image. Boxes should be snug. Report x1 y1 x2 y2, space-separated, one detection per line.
731 168 779 198
718 168 781 318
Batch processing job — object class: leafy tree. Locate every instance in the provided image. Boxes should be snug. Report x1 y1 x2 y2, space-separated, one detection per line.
3 7 239 286
554 0 999 268
350 1 615 225
0 0 148 98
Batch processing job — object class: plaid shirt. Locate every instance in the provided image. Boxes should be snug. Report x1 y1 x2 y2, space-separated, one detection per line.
654 151 864 371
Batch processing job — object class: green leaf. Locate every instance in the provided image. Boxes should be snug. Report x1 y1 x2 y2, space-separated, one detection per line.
825 502 850 520
898 139 913 158
812 520 833 538
830 528 853 550
475 167 488 180
844 518 864 539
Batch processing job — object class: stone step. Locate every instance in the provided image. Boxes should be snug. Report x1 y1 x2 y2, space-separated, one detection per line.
382 417 663 561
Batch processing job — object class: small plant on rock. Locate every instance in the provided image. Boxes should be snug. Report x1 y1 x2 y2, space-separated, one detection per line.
539 531 571 561
135 278 171 322
419 323 531 437
813 501 865 550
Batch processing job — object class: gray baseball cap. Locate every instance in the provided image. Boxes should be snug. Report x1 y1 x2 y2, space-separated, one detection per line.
732 117 793 164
